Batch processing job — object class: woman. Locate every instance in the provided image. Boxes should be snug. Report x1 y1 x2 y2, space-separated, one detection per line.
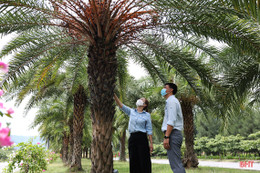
114 94 153 173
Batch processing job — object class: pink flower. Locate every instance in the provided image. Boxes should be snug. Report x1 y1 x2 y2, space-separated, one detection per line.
37 142 40 145
50 158 53 160
0 90 4 96
7 108 14 114
0 126 13 146
0 102 4 109
20 163 23 166
42 170 46 172
0 62 8 73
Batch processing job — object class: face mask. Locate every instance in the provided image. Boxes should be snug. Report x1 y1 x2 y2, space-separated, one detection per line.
161 88 167 96
136 99 144 107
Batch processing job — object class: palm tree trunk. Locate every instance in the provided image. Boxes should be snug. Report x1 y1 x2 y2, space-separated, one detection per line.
83 146 87 158
83 148 86 158
71 85 87 171
119 130 126 161
62 132 69 164
181 100 199 168
47 137 50 150
89 147 92 160
67 117 74 165
60 147 63 159
86 148 89 158
88 43 117 173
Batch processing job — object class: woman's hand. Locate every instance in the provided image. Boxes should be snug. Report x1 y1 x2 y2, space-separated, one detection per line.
150 143 153 153
114 93 123 108
148 135 153 153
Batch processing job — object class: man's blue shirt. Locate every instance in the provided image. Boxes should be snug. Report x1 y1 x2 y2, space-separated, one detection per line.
161 95 184 131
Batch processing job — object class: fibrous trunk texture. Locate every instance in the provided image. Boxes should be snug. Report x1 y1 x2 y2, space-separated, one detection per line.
119 130 126 161
71 85 87 170
67 118 74 165
181 101 199 168
88 41 117 173
62 131 69 164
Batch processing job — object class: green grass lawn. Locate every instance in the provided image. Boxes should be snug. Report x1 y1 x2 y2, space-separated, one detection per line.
45 159 258 173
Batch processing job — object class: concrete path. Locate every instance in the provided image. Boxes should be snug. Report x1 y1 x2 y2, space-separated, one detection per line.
151 159 260 171
0 162 20 173
114 157 260 171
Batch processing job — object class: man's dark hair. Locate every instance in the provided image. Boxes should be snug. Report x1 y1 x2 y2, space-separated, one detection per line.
165 83 178 95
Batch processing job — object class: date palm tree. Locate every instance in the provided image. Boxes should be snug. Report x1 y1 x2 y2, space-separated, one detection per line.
1 0 260 172
31 97 72 163
2 44 89 169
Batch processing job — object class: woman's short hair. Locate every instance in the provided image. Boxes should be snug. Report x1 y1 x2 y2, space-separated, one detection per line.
143 98 149 112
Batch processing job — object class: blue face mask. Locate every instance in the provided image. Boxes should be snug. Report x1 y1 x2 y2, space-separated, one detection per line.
161 88 167 96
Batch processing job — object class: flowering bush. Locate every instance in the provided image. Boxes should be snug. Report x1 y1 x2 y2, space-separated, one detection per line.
0 62 8 73
46 151 59 164
0 61 13 147
0 123 13 146
0 147 14 161
3 141 48 173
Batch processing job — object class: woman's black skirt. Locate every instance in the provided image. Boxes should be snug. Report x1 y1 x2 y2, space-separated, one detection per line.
128 132 151 173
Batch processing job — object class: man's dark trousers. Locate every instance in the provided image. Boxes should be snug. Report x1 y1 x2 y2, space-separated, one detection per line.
167 129 186 173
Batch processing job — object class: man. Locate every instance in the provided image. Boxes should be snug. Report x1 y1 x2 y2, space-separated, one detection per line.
161 83 186 173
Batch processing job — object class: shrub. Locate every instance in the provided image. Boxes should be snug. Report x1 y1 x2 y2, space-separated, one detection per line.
0 149 9 161
152 144 167 157
3 142 47 173
0 147 15 162
46 151 59 164
194 131 260 159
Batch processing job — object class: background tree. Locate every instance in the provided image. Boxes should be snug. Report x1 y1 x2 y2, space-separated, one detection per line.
2 43 90 170
195 102 260 138
31 97 71 163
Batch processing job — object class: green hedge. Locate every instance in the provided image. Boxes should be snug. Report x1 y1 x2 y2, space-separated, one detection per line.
152 131 260 159
194 132 260 158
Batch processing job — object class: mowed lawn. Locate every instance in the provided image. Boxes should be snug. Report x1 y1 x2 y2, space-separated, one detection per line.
45 159 258 173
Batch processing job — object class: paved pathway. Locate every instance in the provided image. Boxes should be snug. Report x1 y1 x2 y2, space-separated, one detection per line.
151 159 260 171
114 157 260 171
0 162 20 172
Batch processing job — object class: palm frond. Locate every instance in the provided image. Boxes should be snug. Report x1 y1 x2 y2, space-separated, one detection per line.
0 0 54 35
127 43 168 84
218 0 260 23
133 35 215 97
156 0 260 55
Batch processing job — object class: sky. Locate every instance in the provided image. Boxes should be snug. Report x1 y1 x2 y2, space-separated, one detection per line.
0 35 147 136
0 35 40 136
